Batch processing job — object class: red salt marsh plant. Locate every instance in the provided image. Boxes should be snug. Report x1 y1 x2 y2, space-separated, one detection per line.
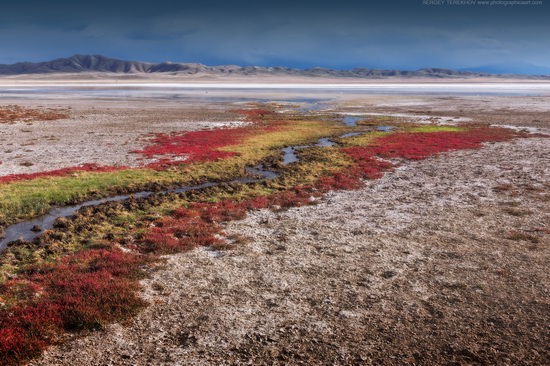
367 127 523 161
262 186 321 209
141 217 223 254
0 124 543 365
189 200 248 223
134 109 279 165
0 302 62 365
0 105 69 124
0 248 148 365
317 127 532 191
139 198 261 254
136 129 245 164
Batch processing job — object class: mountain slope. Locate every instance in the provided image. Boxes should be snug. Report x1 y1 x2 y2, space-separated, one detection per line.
0 55 153 74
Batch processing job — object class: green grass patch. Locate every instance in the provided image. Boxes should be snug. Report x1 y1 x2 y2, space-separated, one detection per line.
0 116 348 226
408 125 464 133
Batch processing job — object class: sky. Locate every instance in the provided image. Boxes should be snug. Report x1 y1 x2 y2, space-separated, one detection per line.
1 0 549 72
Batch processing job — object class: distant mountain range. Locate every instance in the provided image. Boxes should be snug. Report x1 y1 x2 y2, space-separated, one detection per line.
1 54 549 79
461 61 550 76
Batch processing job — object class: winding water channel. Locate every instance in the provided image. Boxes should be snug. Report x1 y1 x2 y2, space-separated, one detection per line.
0 117 391 250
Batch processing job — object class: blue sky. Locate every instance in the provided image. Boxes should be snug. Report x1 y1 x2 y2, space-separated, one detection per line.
1 0 549 72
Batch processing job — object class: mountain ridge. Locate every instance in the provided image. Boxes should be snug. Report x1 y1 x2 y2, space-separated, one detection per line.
460 61 550 76
1 55 549 79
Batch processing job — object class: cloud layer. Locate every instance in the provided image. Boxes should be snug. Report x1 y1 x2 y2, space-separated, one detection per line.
1 0 549 71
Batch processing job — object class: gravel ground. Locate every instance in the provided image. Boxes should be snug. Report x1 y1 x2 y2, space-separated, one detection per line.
33 137 550 365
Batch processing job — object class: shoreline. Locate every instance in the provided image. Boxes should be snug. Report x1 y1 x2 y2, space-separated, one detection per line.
2 74 550 85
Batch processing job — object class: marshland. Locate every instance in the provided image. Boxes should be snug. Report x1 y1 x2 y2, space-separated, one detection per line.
0 82 548 365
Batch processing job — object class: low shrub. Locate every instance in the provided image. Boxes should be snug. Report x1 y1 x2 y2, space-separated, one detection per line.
0 249 147 365
141 217 223 254
367 127 520 161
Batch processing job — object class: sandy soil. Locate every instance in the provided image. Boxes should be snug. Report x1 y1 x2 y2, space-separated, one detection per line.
31 136 549 365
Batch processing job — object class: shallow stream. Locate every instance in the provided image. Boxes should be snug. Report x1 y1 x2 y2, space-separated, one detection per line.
0 119 391 250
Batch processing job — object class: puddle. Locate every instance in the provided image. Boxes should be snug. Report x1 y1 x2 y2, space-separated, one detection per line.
281 146 303 164
298 100 327 112
316 138 337 147
281 138 336 165
340 132 362 138
343 116 361 127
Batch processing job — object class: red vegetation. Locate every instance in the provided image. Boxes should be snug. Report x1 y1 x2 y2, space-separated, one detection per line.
0 303 62 364
317 151 394 192
135 108 280 166
139 199 254 254
138 188 321 255
0 105 69 124
0 249 147 365
190 200 248 223
0 164 127 184
260 186 321 209
0 125 538 364
141 216 223 254
136 128 246 164
316 127 528 192
368 127 521 161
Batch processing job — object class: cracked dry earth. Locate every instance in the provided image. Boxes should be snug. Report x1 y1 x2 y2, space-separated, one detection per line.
33 138 550 365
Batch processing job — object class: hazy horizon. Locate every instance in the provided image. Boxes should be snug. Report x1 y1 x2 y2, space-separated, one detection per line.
1 0 549 74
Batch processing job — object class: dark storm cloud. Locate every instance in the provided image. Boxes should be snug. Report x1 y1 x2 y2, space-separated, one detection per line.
31 19 89 32
0 0 549 71
125 28 198 41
